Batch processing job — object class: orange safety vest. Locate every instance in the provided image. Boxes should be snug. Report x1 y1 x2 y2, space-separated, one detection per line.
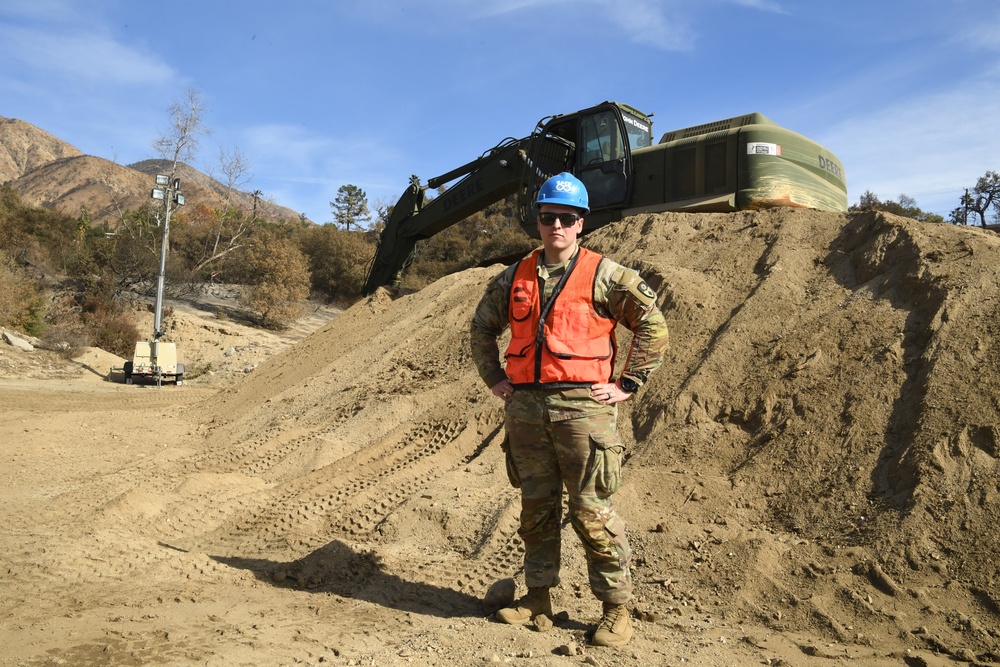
505 247 616 386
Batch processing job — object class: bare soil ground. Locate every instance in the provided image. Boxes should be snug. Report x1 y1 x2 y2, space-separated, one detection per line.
2 208 999 667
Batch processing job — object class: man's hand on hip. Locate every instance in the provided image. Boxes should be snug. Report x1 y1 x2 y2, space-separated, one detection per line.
491 379 515 401
590 382 632 405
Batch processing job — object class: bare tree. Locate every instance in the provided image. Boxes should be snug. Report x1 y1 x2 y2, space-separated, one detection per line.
189 146 259 273
153 87 210 178
98 88 209 240
214 144 252 212
959 171 1000 227
96 150 140 237
369 194 395 234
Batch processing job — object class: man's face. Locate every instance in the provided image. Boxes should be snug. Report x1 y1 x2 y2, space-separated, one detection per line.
537 204 584 254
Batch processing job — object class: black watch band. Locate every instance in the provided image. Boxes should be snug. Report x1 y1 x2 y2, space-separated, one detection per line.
619 377 640 394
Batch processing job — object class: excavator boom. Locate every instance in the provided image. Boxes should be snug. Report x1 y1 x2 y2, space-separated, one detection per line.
362 133 572 294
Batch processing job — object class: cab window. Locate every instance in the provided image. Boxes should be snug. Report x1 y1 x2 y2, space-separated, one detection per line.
580 110 625 165
622 111 652 150
577 109 629 209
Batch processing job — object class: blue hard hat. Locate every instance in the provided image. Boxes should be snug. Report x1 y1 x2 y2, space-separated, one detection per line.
535 172 589 213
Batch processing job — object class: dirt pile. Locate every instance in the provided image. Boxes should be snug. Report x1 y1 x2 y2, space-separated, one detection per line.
2 207 999 666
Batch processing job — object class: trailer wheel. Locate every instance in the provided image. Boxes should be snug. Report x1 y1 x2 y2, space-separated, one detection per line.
123 361 133 385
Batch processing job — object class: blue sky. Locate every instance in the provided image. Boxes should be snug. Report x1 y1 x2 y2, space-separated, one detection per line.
2 0 998 223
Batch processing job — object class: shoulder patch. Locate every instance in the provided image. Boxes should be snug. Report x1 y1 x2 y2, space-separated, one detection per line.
628 279 656 308
613 266 656 308
636 281 656 301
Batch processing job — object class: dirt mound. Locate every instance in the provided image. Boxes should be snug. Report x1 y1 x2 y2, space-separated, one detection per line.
192 207 1000 661
2 207 999 666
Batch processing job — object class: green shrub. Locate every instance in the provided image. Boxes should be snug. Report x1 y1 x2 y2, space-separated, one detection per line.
300 226 374 303
40 323 90 358
239 230 310 328
0 256 46 335
83 308 140 358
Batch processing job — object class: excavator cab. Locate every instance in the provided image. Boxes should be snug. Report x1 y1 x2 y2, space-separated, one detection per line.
519 102 652 235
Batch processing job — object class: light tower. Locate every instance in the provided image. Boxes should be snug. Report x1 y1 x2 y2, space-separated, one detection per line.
146 174 185 385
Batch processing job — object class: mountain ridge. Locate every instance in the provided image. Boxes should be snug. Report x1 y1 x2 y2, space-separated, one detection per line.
0 115 309 224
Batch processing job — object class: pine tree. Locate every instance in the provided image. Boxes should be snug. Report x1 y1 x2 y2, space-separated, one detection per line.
331 184 371 231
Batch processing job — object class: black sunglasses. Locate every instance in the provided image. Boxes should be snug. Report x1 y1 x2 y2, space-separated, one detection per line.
538 211 583 226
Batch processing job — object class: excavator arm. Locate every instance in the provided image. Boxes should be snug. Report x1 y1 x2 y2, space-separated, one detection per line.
362 134 572 295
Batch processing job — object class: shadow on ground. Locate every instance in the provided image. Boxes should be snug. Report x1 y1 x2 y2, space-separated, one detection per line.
208 539 484 619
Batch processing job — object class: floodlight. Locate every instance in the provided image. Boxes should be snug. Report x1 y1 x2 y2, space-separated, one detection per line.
155 174 169 186
151 188 166 200
175 194 185 206
173 179 181 190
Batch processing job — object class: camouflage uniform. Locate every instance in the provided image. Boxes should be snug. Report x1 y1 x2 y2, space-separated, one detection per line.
470 245 669 605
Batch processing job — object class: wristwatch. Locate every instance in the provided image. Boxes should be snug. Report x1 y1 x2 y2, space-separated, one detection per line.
619 377 640 394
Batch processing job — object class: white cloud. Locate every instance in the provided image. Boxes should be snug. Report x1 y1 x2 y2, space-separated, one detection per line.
952 12 1000 52
471 0 565 18
489 0 783 51
823 71 1000 214
240 123 405 203
241 124 335 175
356 0 696 51
726 0 787 13
602 0 694 51
0 23 174 86
0 0 80 22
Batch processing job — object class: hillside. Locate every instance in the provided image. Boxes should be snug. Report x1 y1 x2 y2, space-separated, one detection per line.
0 116 307 224
0 116 82 184
1 207 998 666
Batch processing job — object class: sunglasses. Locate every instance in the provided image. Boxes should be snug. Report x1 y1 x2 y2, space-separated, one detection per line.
538 211 583 226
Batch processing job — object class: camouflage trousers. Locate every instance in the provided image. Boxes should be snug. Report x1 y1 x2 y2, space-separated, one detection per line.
503 388 632 605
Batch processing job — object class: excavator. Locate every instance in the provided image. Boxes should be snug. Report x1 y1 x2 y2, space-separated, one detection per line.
362 101 847 295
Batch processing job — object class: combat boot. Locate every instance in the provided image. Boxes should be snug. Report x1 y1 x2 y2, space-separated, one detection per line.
591 601 633 647
495 586 552 625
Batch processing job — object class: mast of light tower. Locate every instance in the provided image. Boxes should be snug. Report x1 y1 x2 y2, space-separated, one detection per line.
150 174 185 341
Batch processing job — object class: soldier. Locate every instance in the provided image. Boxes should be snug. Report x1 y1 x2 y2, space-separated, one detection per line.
470 172 669 647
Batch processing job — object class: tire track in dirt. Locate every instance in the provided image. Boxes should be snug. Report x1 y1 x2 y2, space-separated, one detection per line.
393 501 526 598
254 420 531 602
181 408 485 557
0 384 211 412
165 400 537 606
188 403 363 482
